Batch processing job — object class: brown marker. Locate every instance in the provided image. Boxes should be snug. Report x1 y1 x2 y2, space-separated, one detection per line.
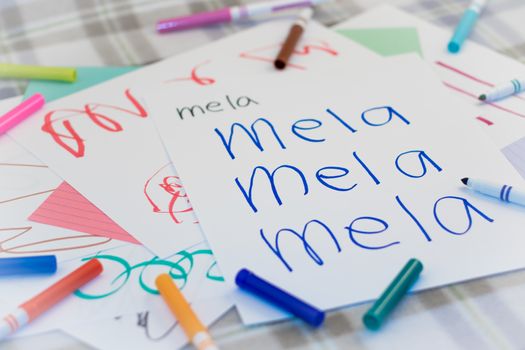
274 7 314 70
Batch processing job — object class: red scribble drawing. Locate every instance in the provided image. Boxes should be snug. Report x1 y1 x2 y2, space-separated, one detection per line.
164 60 216 86
239 39 339 70
41 89 148 158
476 116 494 126
144 163 197 225
0 162 55 204
0 226 112 255
435 61 525 120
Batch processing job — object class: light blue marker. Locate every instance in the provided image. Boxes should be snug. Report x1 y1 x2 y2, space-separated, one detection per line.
447 0 488 53
462 178 525 207
479 77 525 102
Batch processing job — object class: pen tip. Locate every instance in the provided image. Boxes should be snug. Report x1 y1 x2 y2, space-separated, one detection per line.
479 94 486 101
274 60 286 70
461 177 469 185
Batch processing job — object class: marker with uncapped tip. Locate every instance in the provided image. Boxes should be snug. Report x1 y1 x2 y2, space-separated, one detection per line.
0 258 103 341
156 274 219 350
0 256 57 276
478 77 525 102
447 0 488 53
461 177 525 207
235 268 325 327
363 258 423 330
0 93 45 135
274 7 314 70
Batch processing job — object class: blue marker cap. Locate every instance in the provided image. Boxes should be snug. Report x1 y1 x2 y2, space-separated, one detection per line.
0 255 57 276
235 268 325 327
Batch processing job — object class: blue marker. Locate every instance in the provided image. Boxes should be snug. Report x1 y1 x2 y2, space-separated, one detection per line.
0 256 57 276
447 0 488 53
235 268 325 327
461 178 525 207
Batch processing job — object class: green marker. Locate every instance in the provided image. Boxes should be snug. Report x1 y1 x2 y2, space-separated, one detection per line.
363 258 423 330
0 63 76 82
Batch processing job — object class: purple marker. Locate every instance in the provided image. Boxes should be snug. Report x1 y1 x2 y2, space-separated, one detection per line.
156 0 329 33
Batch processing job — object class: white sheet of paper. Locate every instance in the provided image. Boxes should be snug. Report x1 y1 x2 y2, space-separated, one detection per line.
0 97 121 261
0 241 231 338
145 55 525 325
63 296 232 350
335 4 525 150
7 20 379 257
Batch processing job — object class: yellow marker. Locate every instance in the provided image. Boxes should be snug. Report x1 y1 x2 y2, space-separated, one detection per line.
0 63 76 82
156 274 219 350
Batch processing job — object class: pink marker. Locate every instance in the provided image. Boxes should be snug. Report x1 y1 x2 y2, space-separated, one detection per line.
0 93 45 135
156 0 328 33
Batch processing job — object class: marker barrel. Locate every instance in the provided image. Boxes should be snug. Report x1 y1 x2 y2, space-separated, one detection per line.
0 63 76 82
480 78 525 102
0 256 57 276
156 273 218 350
236 268 325 327
363 258 423 330
466 178 525 206
0 93 45 135
447 0 487 53
274 7 313 70
0 259 102 340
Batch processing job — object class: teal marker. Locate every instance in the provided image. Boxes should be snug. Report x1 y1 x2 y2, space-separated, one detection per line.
363 258 423 330
447 0 488 53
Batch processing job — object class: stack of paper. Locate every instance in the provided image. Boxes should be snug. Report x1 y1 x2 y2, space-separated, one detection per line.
1 4 525 349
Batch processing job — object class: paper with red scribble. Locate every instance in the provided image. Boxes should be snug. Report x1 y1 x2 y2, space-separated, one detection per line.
7 20 377 257
164 60 216 86
29 182 140 244
239 40 338 70
42 89 148 158
0 97 120 261
144 163 198 225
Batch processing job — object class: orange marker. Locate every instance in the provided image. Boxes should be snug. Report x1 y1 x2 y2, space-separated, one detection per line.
156 273 219 350
0 259 103 340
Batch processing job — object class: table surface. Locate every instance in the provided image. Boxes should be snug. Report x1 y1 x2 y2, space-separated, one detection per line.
2 0 525 349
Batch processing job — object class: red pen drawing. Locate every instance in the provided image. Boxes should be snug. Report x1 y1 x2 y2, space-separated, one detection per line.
435 61 525 120
164 60 216 86
476 116 494 126
144 163 197 225
239 39 339 70
41 89 148 158
0 226 112 255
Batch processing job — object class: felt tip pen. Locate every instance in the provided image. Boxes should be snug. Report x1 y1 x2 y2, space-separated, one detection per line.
0 259 102 341
274 7 314 70
447 0 488 53
156 0 328 33
461 177 525 207
156 274 219 350
479 77 525 102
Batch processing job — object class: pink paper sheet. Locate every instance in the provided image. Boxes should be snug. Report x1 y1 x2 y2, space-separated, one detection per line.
29 182 139 244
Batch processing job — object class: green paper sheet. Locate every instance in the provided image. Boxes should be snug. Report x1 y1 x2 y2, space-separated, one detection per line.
336 27 422 57
24 66 138 102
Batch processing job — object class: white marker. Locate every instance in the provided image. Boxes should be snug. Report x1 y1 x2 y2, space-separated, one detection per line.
461 177 525 207
479 77 525 102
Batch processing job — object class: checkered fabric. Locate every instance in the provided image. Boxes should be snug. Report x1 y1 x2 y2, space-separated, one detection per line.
2 1 525 349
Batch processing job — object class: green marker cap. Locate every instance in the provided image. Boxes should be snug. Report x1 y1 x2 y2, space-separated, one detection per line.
363 258 423 330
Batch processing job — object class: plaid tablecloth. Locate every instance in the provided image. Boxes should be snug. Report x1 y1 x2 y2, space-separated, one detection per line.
2 1 525 349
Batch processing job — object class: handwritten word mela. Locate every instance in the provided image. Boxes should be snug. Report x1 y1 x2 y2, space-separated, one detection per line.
211 102 495 272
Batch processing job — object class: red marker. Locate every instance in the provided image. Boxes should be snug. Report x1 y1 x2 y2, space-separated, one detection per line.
0 259 103 340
